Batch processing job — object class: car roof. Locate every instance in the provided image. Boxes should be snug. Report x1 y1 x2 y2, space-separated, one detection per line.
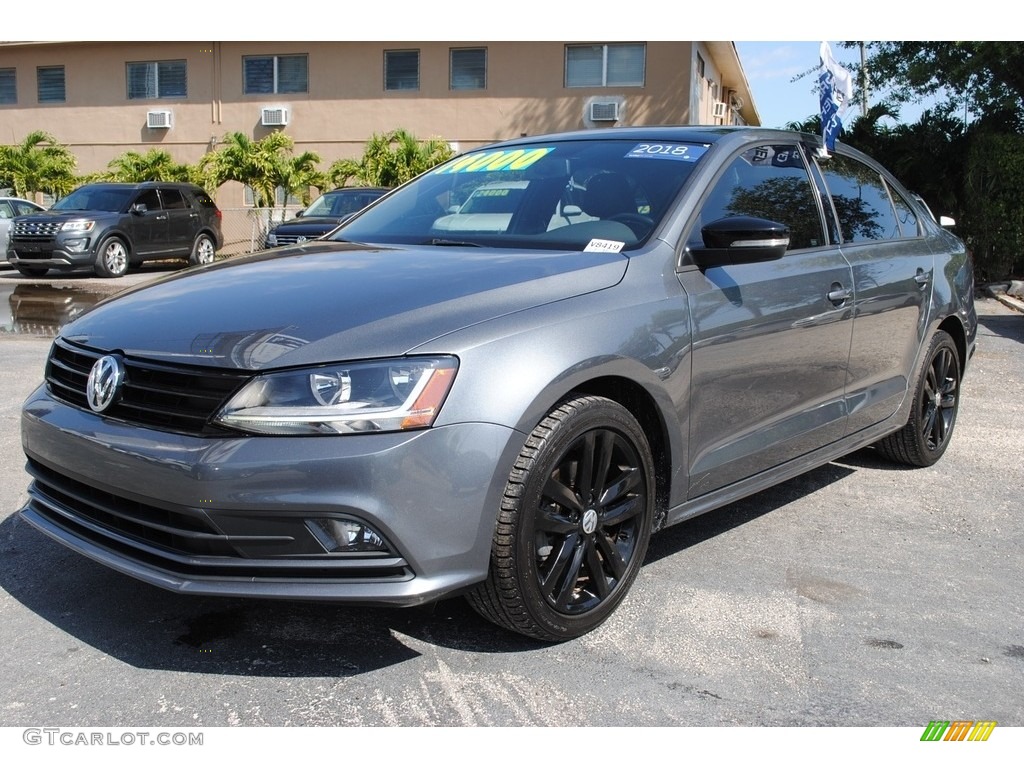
478 125 830 156
323 187 390 195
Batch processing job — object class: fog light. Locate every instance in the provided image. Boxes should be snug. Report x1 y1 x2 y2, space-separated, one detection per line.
306 518 389 553
64 238 88 251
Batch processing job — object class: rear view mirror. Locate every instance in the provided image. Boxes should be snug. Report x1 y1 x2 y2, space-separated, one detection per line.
690 216 790 268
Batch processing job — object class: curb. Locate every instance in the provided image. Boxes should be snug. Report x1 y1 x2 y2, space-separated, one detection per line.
984 287 1024 314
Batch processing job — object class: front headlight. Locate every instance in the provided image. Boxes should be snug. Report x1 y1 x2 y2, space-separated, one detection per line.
266 232 278 247
61 220 96 232
213 356 458 435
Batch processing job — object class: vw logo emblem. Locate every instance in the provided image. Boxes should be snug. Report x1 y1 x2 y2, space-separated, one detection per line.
296 236 307 243
86 355 125 413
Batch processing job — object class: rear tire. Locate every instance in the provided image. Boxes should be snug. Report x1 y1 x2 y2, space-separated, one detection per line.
467 395 654 642
189 233 216 266
874 330 961 467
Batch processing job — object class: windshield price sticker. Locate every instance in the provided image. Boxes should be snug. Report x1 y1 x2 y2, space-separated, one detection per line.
625 143 708 162
435 147 556 174
584 239 625 253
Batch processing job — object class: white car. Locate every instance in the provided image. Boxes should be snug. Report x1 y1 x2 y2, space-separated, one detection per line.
0 197 46 260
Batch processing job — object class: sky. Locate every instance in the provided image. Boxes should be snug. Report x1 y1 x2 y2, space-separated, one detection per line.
735 41 937 130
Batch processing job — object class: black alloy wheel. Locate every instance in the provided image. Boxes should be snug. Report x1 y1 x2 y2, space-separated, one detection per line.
468 395 654 641
875 330 961 467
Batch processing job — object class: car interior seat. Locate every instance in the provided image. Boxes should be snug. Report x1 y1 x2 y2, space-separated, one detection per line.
581 173 637 220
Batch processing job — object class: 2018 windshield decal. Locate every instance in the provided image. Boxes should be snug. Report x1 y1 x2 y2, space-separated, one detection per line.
434 147 556 174
625 143 709 162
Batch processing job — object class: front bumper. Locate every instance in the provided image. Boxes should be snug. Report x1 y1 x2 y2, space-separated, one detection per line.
8 240 96 271
20 386 522 605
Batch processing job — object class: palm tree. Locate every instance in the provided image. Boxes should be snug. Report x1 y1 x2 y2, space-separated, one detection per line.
327 129 454 188
104 148 194 183
0 130 78 199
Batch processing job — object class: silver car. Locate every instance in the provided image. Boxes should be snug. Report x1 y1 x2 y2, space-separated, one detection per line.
1 196 46 258
19 127 977 641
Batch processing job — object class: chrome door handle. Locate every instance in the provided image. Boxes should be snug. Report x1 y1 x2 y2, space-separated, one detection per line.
915 268 930 288
827 285 852 304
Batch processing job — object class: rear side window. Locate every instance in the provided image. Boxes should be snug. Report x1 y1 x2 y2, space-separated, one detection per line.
818 154 901 243
160 188 188 210
190 189 218 209
887 180 920 238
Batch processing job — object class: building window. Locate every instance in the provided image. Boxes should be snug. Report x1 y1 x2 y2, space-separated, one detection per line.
0 68 15 104
696 52 705 79
37 66 65 103
127 60 187 100
385 50 419 91
244 185 301 207
565 44 645 88
450 47 486 90
243 54 308 94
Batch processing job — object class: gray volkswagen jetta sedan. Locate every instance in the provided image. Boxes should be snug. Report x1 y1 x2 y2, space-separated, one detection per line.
19 127 977 641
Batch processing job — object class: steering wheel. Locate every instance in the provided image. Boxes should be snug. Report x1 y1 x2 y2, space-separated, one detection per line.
608 212 655 238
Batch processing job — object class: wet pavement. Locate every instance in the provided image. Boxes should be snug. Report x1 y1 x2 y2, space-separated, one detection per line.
0 262 188 337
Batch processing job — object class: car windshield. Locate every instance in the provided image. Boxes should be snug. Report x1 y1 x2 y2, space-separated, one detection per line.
305 191 382 218
51 187 135 213
333 139 709 250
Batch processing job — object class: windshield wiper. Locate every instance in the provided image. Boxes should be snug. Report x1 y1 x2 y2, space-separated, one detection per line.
427 238 481 247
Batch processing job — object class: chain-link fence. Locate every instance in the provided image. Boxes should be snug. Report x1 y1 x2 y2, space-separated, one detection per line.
218 207 302 257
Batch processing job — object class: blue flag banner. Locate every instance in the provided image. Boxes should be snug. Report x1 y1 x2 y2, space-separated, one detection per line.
819 41 854 153
819 70 843 152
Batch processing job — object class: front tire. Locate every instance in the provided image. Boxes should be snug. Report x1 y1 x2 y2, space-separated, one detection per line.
189 233 216 266
468 395 655 642
94 237 129 278
874 330 961 467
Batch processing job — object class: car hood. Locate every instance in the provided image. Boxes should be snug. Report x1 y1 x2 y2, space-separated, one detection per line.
17 209 119 221
60 241 628 369
271 216 346 232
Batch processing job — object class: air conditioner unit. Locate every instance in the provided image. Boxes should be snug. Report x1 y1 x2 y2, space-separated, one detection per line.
589 101 620 122
146 110 173 129
712 101 728 119
261 107 290 127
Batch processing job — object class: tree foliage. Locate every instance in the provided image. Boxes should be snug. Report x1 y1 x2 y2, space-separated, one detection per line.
843 42 1024 129
200 132 320 208
328 129 454 188
0 130 78 199
104 148 195 184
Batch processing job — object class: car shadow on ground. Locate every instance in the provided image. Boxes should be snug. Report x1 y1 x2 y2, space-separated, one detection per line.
0 457 862 675
977 306 1024 346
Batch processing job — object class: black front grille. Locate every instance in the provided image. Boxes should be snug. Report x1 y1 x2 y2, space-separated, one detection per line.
46 337 250 435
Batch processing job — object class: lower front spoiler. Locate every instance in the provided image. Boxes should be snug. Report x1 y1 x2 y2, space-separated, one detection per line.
20 501 481 607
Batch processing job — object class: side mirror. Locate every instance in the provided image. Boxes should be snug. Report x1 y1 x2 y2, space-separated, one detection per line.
690 216 790 268
939 215 956 228
130 202 148 215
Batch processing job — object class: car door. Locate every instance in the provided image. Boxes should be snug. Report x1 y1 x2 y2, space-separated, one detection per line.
129 188 167 258
159 187 197 255
815 151 934 435
677 142 855 498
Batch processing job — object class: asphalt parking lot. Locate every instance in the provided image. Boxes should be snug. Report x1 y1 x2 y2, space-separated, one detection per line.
1 265 1021 728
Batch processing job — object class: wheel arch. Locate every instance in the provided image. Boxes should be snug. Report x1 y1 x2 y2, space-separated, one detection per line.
536 374 674 531
937 314 967 376
97 229 133 256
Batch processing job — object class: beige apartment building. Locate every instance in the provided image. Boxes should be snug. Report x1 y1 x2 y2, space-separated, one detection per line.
0 41 759 209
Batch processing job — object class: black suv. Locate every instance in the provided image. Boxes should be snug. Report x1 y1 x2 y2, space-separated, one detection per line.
263 187 388 249
7 182 223 278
